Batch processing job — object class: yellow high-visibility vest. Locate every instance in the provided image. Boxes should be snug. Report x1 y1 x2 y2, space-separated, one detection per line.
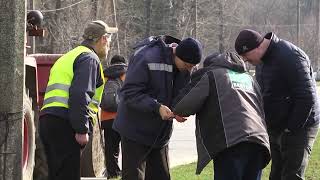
41 45 105 124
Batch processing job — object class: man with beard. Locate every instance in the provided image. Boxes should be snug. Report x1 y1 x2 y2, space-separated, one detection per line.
39 20 117 180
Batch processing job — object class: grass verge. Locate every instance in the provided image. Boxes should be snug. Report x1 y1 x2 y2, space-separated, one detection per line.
171 135 320 180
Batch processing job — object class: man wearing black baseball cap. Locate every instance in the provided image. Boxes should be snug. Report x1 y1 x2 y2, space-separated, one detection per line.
113 36 202 180
235 29 319 180
40 20 117 180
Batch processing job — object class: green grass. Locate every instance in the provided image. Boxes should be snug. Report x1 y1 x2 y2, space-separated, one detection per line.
170 135 320 180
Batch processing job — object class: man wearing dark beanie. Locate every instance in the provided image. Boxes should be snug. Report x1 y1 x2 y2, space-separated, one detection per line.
234 29 264 56
235 29 319 180
100 55 127 179
113 35 201 180
175 37 202 65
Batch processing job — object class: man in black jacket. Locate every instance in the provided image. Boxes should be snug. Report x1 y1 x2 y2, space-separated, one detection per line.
173 52 270 180
113 36 202 180
235 29 320 180
100 55 127 179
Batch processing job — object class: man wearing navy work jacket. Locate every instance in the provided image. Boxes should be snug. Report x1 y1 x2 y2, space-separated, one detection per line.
113 36 202 180
235 29 320 180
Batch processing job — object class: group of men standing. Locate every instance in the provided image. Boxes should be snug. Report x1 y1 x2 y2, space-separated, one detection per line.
39 19 319 180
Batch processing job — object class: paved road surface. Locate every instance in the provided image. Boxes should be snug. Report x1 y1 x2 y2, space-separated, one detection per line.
169 116 197 167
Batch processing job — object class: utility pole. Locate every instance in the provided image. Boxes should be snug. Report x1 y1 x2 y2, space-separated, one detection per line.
112 0 120 54
0 0 25 179
145 0 152 37
218 0 224 53
193 0 197 38
297 0 301 46
315 0 320 73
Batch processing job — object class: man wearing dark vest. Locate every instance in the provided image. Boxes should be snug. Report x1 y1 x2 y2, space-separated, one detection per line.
39 20 117 180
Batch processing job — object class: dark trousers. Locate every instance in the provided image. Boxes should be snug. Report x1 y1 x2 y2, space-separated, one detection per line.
101 120 121 178
39 114 81 180
121 136 170 180
214 142 266 180
269 125 319 180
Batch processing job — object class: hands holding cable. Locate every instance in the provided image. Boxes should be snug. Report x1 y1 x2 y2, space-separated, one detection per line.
159 104 188 122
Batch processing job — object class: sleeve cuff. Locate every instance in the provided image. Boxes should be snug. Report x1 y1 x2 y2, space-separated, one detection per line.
153 101 162 114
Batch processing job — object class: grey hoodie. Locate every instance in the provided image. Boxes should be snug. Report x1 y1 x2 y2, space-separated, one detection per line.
173 52 270 174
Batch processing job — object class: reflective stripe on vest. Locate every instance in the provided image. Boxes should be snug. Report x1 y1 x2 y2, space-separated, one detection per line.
41 46 105 115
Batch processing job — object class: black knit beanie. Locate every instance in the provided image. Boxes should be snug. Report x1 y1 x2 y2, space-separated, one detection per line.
235 29 264 55
110 55 126 65
176 38 202 64
104 55 127 77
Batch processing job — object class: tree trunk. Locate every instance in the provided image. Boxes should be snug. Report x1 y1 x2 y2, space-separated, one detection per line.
48 0 61 53
0 0 25 179
91 0 98 20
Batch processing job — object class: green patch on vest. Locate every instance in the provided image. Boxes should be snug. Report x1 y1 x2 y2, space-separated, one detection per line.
227 70 253 91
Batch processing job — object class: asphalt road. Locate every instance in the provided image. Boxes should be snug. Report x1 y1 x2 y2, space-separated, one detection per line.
169 115 197 167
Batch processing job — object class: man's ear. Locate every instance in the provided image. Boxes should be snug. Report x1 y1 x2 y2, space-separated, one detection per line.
95 36 103 46
98 35 107 43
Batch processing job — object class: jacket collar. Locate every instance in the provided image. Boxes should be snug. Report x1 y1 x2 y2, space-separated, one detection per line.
261 32 279 62
81 40 98 54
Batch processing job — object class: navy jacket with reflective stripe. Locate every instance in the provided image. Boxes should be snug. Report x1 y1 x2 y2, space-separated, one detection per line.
113 36 190 147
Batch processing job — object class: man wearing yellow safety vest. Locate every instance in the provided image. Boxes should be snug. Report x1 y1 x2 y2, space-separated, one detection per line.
39 20 118 180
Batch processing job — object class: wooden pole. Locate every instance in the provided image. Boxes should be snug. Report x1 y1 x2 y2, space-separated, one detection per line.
297 0 301 46
112 0 120 54
315 0 320 73
218 0 224 53
194 0 197 38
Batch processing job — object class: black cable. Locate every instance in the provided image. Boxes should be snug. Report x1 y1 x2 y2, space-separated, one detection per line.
0 113 9 149
0 112 9 180
0 111 23 180
0 111 22 148
121 120 169 179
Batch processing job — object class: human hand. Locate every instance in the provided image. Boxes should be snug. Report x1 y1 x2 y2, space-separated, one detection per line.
174 115 187 123
75 133 89 146
159 104 174 120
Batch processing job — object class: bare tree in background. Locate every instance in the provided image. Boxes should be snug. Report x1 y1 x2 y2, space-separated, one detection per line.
30 0 320 69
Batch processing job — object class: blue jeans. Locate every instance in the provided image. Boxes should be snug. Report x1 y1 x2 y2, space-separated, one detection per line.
214 142 266 180
269 125 319 180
